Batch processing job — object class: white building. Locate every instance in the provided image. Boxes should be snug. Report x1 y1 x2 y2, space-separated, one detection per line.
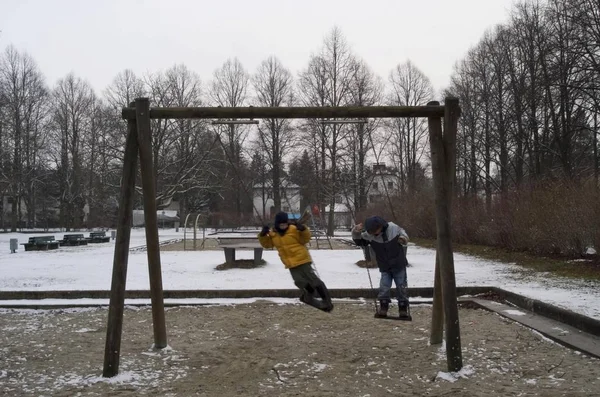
367 163 399 204
324 202 353 230
132 209 180 228
1 195 66 228
252 180 301 219
1 195 27 219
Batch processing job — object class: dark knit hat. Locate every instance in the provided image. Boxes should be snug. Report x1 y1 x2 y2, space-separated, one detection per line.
275 211 289 225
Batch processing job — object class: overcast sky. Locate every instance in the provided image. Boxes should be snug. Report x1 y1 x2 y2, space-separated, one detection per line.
1 0 517 97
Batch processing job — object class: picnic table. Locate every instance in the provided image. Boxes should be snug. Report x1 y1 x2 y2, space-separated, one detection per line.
21 236 60 251
217 237 264 266
59 233 88 247
87 231 111 243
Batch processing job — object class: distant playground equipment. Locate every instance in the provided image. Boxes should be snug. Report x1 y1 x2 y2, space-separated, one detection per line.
183 212 206 250
181 208 334 253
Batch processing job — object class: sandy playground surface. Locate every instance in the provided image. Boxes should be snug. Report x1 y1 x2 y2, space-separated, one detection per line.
1 302 599 396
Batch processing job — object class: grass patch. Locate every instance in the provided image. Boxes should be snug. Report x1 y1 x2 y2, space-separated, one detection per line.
412 238 600 281
215 259 267 270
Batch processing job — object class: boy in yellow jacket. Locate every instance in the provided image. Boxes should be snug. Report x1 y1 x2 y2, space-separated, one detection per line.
258 211 333 312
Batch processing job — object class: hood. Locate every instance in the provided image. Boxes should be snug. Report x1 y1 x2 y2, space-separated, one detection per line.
274 211 289 235
365 216 388 234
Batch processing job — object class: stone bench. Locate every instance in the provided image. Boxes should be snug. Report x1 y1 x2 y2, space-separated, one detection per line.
218 240 264 266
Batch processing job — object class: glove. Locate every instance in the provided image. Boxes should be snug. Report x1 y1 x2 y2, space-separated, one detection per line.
260 225 270 236
398 236 407 245
296 223 306 231
352 223 363 233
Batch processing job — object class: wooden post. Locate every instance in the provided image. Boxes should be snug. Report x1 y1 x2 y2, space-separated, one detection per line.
103 103 139 377
184 213 191 251
442 97 462 370
224 247 235 264
193 220 197 250
430 253 444 345
429 98 463 371
254 248 263 266
135 97 168 349
195 214 202 250
428 103 444 346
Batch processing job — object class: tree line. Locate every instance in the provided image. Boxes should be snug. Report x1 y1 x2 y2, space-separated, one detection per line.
437 0 599 256
447 0 599 199
367 0 599 257
0 27 434 233
3 0 599 256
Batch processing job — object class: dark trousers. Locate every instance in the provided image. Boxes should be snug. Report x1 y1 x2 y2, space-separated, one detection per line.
289 262 324 291
378 267 408 306
289 263 332 310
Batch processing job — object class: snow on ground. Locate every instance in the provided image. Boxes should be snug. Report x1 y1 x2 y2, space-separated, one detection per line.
1 228 599 320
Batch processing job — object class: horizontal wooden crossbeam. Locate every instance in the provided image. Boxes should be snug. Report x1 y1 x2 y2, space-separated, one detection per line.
121 105 447 120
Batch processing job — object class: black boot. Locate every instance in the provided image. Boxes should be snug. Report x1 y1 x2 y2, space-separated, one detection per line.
299 288 322 309
315 284 334 312
375 300 389 318
398 302 411 320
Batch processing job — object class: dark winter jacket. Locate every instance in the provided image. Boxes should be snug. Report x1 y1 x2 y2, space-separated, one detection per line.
352 216 409 272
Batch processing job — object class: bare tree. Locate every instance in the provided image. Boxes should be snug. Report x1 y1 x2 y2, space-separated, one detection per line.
298 27 355 236
0 46 48 230
342 57 383 214
163 64 217 219
571 0 600 184
388 60 434 192
448 0 599 201
105 69 145 110
483 27 512 192
209 58 250 217
538 0 585 178
83 101 121 226
50 73 96 230
102 69 146 164
252 56 295 216
448 57 480 196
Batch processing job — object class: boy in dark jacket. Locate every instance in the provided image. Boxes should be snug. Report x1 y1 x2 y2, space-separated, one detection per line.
352 216 410 319
258 211 333 312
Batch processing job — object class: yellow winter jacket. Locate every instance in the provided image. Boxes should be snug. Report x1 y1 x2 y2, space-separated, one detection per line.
257 225 312 269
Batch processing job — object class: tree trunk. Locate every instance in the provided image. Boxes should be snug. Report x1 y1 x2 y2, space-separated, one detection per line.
358 124 366 211
272 120 281 214
327 125 338 237
594 112 598 188
11 111 21 232
469 122 477 195
497 70 509 193
320 126 327 216
484 101 492 213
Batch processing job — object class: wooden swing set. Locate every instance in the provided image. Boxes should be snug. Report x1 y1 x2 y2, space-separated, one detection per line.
103 97 462 377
